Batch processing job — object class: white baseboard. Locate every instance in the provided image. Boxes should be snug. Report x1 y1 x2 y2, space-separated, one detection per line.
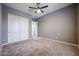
0 37 79 48
0 38 32 46
39 37 79 47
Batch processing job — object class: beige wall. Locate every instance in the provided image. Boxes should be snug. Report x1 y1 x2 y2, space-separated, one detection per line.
78 4 79 45
0 4 2 44
38 4 78 44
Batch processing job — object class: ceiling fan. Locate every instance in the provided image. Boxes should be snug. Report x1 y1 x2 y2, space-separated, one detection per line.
29 3 48 13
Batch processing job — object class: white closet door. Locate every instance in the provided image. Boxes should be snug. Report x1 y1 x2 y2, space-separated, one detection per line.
19 16 29 40
8 14 20 43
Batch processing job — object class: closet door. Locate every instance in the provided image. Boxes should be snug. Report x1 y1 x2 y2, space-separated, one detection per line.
19 16 29 40
8 14 20 43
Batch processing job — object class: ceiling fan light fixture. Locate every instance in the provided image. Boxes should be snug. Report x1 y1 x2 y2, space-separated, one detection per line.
37 9 41 13
29 3 48 14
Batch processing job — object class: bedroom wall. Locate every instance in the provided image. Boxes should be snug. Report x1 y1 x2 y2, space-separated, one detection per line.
38 4 78 44
1 5 32 44
78 4 79 45
0 4 2 44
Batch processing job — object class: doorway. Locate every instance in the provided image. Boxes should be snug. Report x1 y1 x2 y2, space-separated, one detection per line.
32 21 38 38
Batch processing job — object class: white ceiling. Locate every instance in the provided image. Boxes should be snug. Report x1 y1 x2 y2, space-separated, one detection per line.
4 3 72 18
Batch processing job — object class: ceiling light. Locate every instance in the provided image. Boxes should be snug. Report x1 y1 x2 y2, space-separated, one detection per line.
29 3 48 14
37 9 41 13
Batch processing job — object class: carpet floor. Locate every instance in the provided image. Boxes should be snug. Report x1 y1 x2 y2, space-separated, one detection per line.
0 37 79 56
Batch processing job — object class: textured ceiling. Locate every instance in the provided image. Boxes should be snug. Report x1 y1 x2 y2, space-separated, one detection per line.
4 3 72 18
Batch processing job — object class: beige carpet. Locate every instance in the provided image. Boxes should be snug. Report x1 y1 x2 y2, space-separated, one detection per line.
0 37 79 56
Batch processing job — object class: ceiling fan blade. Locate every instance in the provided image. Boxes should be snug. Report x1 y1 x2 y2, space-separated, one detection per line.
29 7 37 9
35 10 37 13
41 10 44 13
40 5 48 9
